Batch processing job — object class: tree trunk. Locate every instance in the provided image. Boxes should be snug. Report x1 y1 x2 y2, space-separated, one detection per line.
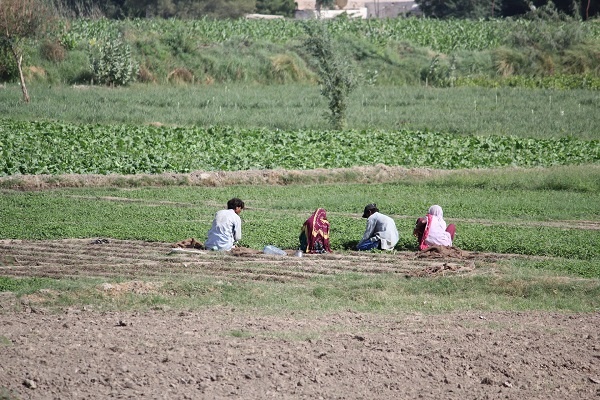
12 49 30 103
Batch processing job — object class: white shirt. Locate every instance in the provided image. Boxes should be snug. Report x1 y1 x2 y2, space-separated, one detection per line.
205 209 242 251
361 212 399 250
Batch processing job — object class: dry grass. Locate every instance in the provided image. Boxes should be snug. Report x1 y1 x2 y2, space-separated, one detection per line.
167 67 194 84
0 165 453 191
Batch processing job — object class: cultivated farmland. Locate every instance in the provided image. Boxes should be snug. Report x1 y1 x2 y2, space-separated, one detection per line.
1 15 599 400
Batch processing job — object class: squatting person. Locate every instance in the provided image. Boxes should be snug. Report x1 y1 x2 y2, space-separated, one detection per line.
205 197 245 251
356 203 399 251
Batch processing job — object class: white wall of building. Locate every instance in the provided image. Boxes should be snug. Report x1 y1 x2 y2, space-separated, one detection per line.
295 8 368 19
294 1 419 18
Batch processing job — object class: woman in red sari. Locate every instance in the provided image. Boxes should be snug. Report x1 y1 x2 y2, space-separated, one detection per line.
299 208 331 254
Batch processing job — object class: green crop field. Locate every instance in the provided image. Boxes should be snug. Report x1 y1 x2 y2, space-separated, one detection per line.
1 14 599 314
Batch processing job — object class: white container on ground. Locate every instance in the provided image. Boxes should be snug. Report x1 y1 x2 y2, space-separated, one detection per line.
263 245 287 256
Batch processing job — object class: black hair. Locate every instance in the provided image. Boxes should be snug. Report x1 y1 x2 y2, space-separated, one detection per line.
227 198 245 210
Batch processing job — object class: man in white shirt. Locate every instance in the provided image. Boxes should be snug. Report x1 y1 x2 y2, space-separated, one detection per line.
356 203 399 251
205 198 244 251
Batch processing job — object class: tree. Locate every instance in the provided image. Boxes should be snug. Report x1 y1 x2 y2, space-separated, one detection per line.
186 0 256 19
501 0 598 18
123 0 254 18
303 22 357 130
0 0 54 102
256 0 296 17
316 0 335 11
415 0 502 18
501 0 530 16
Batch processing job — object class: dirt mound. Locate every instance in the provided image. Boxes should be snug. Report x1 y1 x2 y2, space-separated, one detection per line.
0 165 450 191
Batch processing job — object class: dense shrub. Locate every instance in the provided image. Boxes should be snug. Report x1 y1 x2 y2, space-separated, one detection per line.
4 17 600 88
0 46 18 82
89 37 139 86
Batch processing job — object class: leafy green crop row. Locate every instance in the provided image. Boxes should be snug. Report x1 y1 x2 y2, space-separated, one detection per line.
1 119 598 176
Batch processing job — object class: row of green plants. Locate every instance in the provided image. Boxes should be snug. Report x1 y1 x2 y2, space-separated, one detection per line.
454 74 600 90
1 177 598 273
58 17 600 52
1 119 598 176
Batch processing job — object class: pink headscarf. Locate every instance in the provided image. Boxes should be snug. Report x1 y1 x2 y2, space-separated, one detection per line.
419 205 451 249
428 205 443 218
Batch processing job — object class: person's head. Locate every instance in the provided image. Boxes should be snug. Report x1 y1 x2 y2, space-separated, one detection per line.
362 203 379 218
428 205 443 218
315 208 327 217
227 198 245 215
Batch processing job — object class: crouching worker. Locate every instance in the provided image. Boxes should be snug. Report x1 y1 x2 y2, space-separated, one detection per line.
356 204 399 251
299 208 331 253
413 205 456 250
204 198 245 251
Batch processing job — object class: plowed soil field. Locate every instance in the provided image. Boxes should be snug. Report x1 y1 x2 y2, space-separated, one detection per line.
1 239 599 399
0 239 481 282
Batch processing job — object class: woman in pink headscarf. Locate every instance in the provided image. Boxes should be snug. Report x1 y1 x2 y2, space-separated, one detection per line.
413 205 456 250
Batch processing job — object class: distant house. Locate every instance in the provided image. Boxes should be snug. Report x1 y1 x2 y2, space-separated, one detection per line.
294 0 420 19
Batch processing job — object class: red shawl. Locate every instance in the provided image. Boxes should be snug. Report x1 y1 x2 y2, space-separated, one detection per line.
300 208 331 253
418 214 433 250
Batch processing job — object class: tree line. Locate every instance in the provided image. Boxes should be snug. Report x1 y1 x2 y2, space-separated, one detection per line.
54 0 598 19
55 0 296 19
415 0 598 20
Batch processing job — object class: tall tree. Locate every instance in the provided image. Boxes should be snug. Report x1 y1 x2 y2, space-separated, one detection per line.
256 0 296 17
501 0 530 16
316 0 335 11
303 22 357 130
198 0 255 18
502 0 598 18
0 0 54 102
415 0 502 18
123 0 254 18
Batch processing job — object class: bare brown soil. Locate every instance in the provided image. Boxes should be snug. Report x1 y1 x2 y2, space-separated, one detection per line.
1 239 599 399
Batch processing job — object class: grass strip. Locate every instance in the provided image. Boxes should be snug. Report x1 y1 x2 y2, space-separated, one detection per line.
1 263 598 314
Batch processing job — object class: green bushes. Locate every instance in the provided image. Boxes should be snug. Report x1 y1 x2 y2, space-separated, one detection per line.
39 40 66 62
89 36 138 85
0 46 17 81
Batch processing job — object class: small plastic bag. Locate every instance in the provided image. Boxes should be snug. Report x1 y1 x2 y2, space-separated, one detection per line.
263 245 287 256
